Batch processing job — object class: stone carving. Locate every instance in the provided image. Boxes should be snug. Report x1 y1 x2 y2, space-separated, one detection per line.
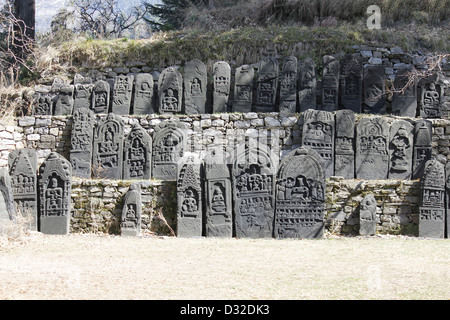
38 152 72 235
301 109 334 177
419 159 445 238
73 83 93 111
177 153 203 237
91 80 110 114
0 168 16 222
275 146 325 239
123 123 152 180
34 89 53 115
8 149 37 230
334 109 355 179
359 193 377 235
392 66 417 117
298 57 317 112
92 113 125 179
279 56 298 115
419 76 443 118
388 120 414 180
212 61 231 113
356 116 389 180
184 59 207 114
205 146 232 237
233 64 254 113
133 73 154 115
232 142 276 238
152 119 187 180
111 74 134 115
70 108 95 178
340 54 363 113
120 184 141 237
321 55 340 111
54 85 74 115
363 66 386 114
255 57 279 112
445 162 450 239
412 120 432 180
158 67 183 114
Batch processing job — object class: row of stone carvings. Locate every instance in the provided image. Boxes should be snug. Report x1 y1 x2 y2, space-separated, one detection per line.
33 55 446 117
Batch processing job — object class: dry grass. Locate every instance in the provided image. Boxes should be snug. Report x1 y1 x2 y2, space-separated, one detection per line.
0 233 448 300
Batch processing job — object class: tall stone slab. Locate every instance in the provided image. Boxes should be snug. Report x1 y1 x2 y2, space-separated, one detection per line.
73 83 93 112
54 84 74 115
392 66 417 117
92 113 124 179
419 76 443 118
275 146 325 239
445 162 450 238
321 55 339 111
298 57 317 112
232 65 254 113
212 61 231 113
184 59 207 114
204 146 232 238
70 108 95 178
177 154 203 237
340 54 363 113
388 120 414 180
38 152 72 235
123 123 152 180
279 56 298 115
133 73 154 115
419 159 445 238
412 119 432 180
334 109 355 179
356 116 389 180
111 74 133 115
301 109 334 178
120 184 141 237
232 142 276 238
359 193 377 236
91 80 110 114
8 149 37 230
158 67 183 114
363 66 386 114
152 119 187 180
255 57 279 112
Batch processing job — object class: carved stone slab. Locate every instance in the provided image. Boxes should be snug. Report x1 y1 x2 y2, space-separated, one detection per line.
123 123 152 180
120 184 141 237
275 146 325 239
445 162 450 239
321 55 339 111
419 159 445 238
54 85 74 115
392 66 417 117
255 57 279 112
205 146 232 237
177 153 203 237
8 149 37 230
298 57 317 112
70 108 95 178
359 193 377 235
91 80 110 114
340 54 362 113
232 142 276 238
152 119 187 180
38 152 72 235
363 66 386 114
184 59 207 114
73 83 93 112
412 119 432 180
212 61 231 113
34 90 53 115
356 116 389 180
301 109 334 178
111 74 134 115
158 67 183 114
388 120 414 180
419 76 443 118
133 73 154 115
92 113 125 179
279 56 298 115
233 65 254 113
334 109 355 179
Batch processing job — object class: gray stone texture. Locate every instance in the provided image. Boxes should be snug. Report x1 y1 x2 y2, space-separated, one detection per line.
123 123 152 180
363 66 386 114
120 183 142 237
133 73 154 115
255 57 279 112
419 75 443 118
91 80 110 114
321 55 340 112
73 83 93 111
70 108 95 178
392 66 417 117
111 74 134 115
298 57 317 112
184 59 207 114
389 120 414 180
412 119 432 180
359 193 377 235
233 65 254 113
340 54 363 113
54 85 75 115
212 61 231 113
279 56 298 115
334 109 355 179
158 67 183 114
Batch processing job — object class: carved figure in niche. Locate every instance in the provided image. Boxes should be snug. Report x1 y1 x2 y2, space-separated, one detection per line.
359 193 377 235
213 61 231 113
190 78 202 95
120 183 141 236
159 67 183 114
35 93 53 115
211 185 226 212
181 188 198 213
46 176 62 215
162 89 178 111
391 126 410 170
